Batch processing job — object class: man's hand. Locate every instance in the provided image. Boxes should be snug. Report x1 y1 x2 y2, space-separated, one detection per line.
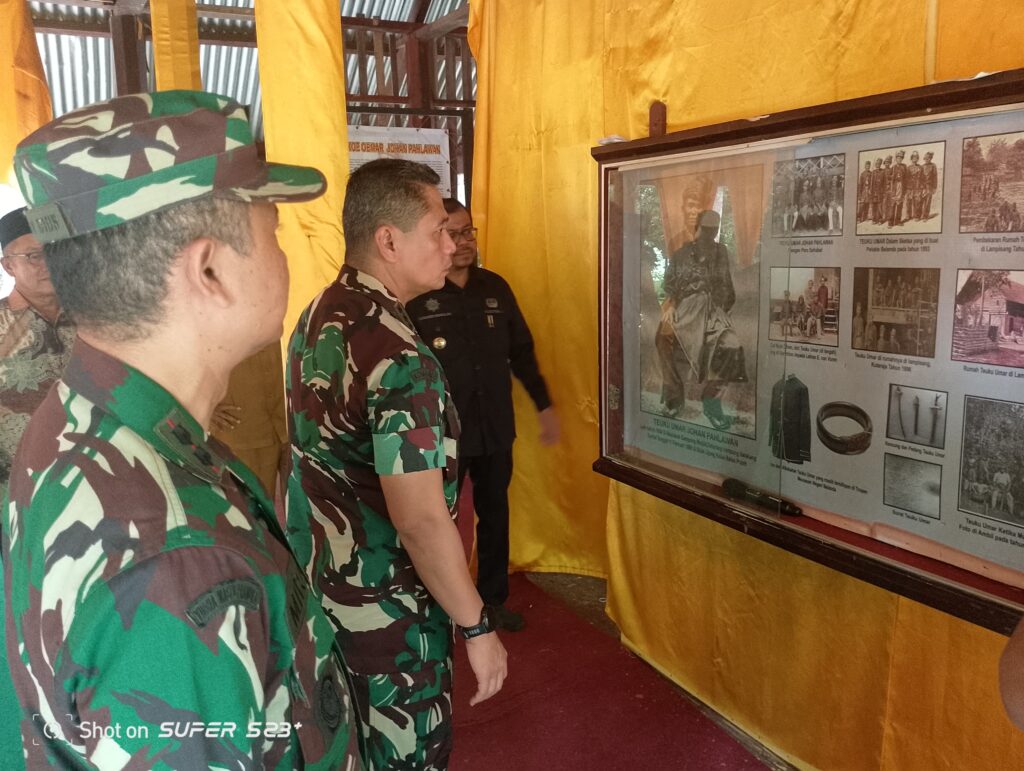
538 407 560 446
465 632 508 706
211 404 241 432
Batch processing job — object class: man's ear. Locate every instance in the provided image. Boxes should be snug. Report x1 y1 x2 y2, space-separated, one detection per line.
0 257 11 276
373 224 400 265
179 237 233 308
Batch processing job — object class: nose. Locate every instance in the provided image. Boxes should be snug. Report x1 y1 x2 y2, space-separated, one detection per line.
442 229 457 255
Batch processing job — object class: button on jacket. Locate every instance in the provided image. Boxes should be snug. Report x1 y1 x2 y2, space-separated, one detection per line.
407 266 551 458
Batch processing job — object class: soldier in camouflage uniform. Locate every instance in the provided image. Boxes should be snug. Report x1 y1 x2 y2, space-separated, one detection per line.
287 159 508 770
0 208 75 502
3 91 362 769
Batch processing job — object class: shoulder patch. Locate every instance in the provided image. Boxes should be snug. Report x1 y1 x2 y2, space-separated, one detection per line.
186 578 262 627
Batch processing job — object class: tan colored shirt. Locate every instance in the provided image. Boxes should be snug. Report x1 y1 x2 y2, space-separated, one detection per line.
211 342 288 451
0 290 75 493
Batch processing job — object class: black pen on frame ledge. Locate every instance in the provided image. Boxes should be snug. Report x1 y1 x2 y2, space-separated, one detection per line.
721 478 804 517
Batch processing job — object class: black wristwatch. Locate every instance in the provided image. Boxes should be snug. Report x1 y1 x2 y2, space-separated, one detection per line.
458 606 495 639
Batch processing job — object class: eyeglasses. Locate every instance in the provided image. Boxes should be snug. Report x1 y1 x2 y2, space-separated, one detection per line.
5 250 45 265
446 226 478 242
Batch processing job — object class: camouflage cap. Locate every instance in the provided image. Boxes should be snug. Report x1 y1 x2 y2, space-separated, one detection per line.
14 90 326 243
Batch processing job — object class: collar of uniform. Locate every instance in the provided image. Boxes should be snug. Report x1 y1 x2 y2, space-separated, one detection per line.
63 340 230 484
338 264 412 321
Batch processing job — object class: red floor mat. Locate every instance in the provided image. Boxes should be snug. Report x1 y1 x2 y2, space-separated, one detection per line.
450 574 768 770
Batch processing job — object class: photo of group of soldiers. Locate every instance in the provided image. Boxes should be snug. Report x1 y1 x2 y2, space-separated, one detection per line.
959 131 1024 233
959 395 1023 526
770 155 845 237
856 144 942 234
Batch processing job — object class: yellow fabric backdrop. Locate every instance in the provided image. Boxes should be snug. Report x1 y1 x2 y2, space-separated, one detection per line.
255 1 349 338
468 1 610 578
469 0 1023 767
0 0 51 185
150 0 202 91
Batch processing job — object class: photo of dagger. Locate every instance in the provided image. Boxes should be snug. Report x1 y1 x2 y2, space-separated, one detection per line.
893 387 943 445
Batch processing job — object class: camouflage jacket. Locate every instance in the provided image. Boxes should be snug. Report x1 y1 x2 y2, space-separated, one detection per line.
286 266 460 675
2 341 362 770
0 290 75 499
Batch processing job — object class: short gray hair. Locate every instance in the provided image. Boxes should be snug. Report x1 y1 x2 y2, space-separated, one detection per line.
343 159 439 262
45 197 252 341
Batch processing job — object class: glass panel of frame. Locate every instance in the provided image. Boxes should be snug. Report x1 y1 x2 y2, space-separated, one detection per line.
596 73 1024 633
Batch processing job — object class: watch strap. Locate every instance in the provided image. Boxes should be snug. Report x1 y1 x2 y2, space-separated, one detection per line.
458 606 494 639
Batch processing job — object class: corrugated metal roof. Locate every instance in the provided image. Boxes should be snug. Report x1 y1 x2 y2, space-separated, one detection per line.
29 0 471 141
36 31 117 117
425 0 463 23
341 0 413 21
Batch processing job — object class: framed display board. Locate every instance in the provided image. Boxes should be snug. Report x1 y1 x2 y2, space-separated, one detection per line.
593 70 1024 634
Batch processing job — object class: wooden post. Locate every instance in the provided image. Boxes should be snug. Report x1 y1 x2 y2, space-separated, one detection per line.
110 12 148 95
649 101 667 138
402 36 434 127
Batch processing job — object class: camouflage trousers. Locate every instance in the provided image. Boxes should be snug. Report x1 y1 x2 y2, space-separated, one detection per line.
350 659 453 770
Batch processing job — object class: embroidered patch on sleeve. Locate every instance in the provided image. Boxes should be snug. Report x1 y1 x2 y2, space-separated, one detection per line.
186 578 263 627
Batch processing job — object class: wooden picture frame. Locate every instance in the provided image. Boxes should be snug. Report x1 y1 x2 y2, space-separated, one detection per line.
593 70 1024 635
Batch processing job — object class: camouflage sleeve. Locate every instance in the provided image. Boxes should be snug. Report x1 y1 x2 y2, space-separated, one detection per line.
57 547 291 768
366 353 447 476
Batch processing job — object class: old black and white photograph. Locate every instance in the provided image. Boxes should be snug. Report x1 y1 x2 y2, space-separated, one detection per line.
637 165 762 439
855 142 944 235
959 395 1024 526
767 267 840 347
960 131 1024 233
952 269 1024 369
770 154 845 237
886 384 947 449
851 267 940 357
884 453 942 519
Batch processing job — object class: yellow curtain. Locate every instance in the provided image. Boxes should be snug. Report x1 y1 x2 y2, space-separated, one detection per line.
468 1 610 579
0 0 51 186
469 0 1024 767
255 1 349 337
150 0 202 91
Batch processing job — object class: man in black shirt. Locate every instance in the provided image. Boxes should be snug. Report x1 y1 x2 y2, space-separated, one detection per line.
407 199 559 631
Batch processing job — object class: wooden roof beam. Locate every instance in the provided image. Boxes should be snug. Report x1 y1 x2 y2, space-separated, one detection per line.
413 5 468 40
